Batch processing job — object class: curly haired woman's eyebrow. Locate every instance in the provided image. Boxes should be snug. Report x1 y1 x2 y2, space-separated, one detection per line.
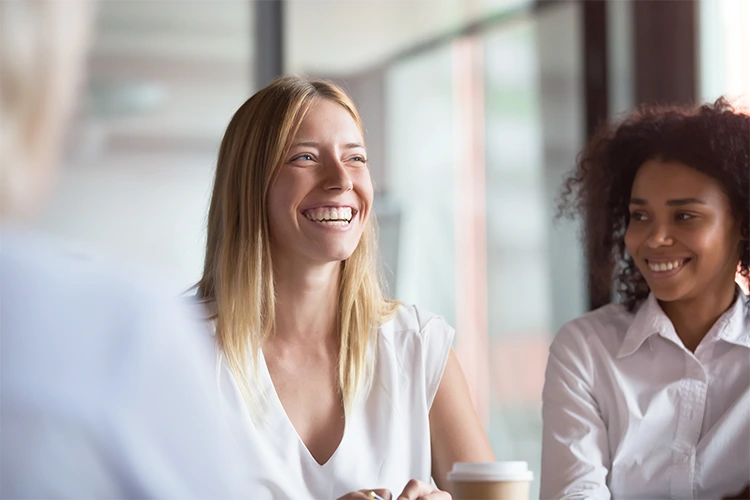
628 197 707 206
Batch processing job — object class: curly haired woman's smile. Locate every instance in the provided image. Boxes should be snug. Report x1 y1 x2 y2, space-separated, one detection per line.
624 159 742 305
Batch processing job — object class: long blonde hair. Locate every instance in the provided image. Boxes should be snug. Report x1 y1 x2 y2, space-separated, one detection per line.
197 76 398 414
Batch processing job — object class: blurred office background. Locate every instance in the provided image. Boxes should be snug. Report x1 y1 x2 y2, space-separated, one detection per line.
41 0 750 496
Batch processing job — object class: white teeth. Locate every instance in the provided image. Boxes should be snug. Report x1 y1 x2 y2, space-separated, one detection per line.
648 260 683 272
303 206 353 224
317 220 348 226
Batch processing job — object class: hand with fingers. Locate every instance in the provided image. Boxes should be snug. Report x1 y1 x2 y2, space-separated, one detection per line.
396 479 452 500
337 488 392 500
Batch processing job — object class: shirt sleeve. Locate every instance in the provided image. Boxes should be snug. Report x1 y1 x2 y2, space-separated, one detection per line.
104 297 255 498
540 324 612 500
417 310 455 409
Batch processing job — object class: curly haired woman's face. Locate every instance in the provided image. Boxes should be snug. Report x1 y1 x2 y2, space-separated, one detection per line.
624 159 742 304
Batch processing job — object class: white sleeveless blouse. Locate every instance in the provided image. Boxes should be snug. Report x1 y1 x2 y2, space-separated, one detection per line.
205 304 454 499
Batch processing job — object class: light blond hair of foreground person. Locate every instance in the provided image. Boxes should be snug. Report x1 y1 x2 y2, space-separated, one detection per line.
0 1 257 497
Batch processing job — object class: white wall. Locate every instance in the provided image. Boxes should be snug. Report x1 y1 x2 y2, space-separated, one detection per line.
39 152 216 293
32 0 249 294
699 0 750 104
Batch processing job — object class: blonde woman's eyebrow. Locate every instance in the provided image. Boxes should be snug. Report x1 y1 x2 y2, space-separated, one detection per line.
289 141 319 149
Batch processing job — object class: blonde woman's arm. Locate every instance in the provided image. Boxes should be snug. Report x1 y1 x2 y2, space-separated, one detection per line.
429 349 496 493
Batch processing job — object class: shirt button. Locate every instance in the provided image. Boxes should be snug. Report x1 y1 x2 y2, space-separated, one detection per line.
680 454 690 463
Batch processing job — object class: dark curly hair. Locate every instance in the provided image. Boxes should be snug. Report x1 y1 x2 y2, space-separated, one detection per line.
560 98 750 311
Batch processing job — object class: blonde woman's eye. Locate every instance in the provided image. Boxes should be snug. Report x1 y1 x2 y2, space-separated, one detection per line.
292 154 314 162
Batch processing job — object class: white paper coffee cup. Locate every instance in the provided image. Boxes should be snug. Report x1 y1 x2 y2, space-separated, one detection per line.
448 462 533 500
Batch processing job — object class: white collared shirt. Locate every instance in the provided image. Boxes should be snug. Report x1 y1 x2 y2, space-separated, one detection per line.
541 290 750 500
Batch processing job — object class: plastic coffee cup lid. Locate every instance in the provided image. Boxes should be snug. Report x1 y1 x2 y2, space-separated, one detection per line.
447 462 534 482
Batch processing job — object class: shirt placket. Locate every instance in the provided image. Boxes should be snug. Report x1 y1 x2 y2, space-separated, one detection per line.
670 356 708 499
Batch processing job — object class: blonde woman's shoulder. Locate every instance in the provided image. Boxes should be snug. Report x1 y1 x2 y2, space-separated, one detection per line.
181 296 218 331
178 296 222 362
378 303 455 345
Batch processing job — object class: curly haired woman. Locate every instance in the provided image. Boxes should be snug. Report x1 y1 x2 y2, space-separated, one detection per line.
540 99 749 500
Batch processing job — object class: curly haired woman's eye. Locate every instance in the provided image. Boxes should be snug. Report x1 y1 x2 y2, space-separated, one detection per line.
675 212 695 222
629 211 648 222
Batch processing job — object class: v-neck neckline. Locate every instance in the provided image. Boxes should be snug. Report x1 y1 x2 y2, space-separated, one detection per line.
258 349 347 468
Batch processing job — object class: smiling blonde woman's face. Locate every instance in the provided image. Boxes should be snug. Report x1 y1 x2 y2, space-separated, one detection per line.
267 98 373 266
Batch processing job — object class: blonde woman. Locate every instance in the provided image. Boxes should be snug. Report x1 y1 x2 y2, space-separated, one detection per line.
196 76 495 499
1 0 251 497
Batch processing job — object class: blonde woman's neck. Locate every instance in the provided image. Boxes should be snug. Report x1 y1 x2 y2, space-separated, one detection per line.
271 257 341 345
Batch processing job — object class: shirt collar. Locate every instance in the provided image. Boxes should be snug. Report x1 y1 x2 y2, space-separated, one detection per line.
712 289 750 348
617 293 675 359
616 287 750 359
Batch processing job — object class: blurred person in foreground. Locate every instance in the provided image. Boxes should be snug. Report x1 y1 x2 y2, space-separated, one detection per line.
541 99 749 499
0 1 255 497
193 76 496 499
